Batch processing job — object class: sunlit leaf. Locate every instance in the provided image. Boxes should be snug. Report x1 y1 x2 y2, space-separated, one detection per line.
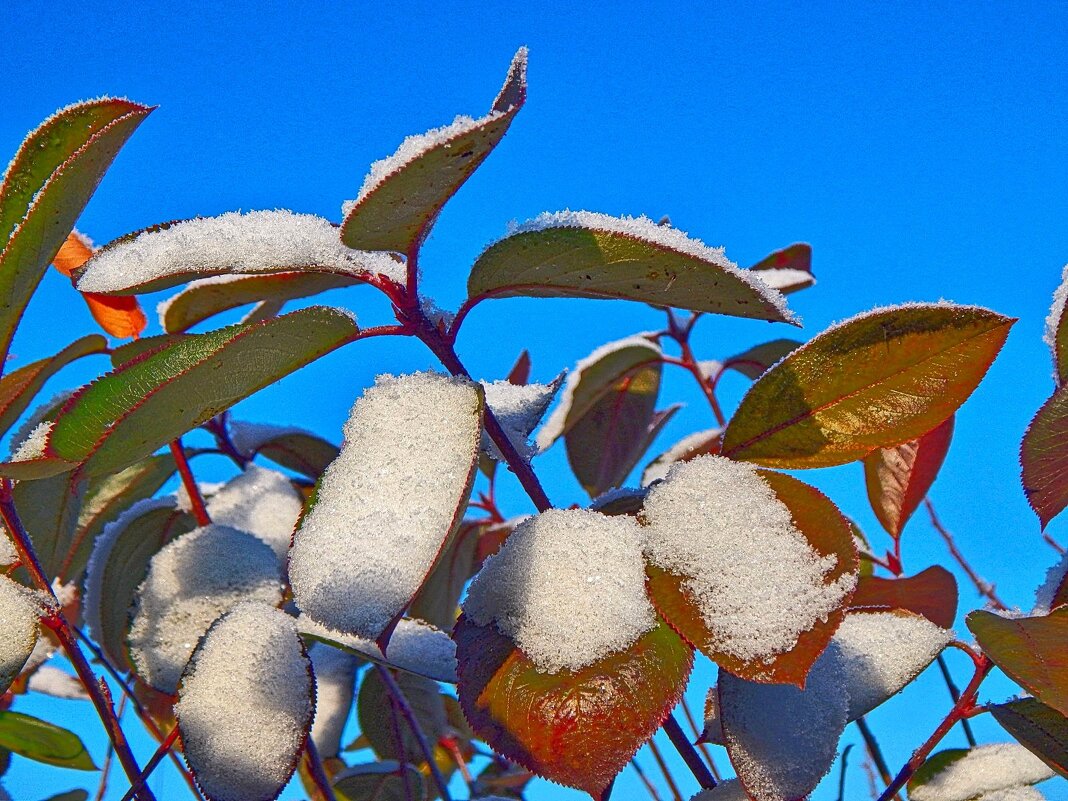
748 243 814 294
849 566 958 628
53 231 147 339
722 304 1013 468
1021 384 1068 528
0 711 96 770
991 697 1068 779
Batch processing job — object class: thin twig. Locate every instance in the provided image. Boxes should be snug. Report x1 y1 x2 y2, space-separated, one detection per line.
663 311 726 426
837 743 854 801
440 736 475 793
95 694 127 801
631 758 663 801
118 726 180 801
924 499 1009 611
680 695 720 779
936 654 976 746
647 738 684 801
170 438 210 526
1043 532 1066 554
855 716 897 799
663 714 716 789
302 738 340 801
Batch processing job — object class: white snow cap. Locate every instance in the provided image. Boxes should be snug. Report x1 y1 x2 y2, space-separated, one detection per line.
127 524 284 693
480 375 563 460
177 602 314 801
1032 552 1068 615
75 210 405 293
28 665 89 700
642 456 856 664
0 529 16 566
463 508 657 673
641 427 722 486
719 645 848 801
0 575 40 691
309 643 361 758
9 421 52 461
207 465 304 561
691 781 752 801
973 789 1046 801
289 372 482 641
909 744 1055 801
750 268 815 293
1044 263 1068 377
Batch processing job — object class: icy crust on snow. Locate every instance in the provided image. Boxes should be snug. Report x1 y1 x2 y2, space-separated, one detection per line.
0 575 40 690
1032 552 1068 615
719 644 848 801
298 615 457 683
289 372 482 641
504 211 796 322
1044 263 1068 375
309 643 360 758
228 419 312 458
641 456 856 664
207 465 304 561
909 744 1055 801
128 524 284 694
463 508 657 673
74 210 405 294
835 610 952 719
176 602 313 801
480 375 563 460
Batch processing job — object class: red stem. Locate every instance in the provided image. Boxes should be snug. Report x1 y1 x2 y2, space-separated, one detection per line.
663 311 726 427
170 439 210 527
118 726 180 801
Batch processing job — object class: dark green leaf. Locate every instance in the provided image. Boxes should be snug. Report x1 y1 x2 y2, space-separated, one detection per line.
1022 384 1068 528
333 762 427 801
409 521 484 630
232 424 340 480
747 243 813 294
11 469 84 581
0 711 96 770
720 338 802 381
357 669 446 765
991 697 1068 778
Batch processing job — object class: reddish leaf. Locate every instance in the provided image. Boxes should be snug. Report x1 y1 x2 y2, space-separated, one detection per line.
53 231 147 339
454 615 692 799
507 350 532 385
968 608 1068 716
991 697 1068 779
864 416 954 538
1022 384 1068 528
849 566 958 629
721 339 802 381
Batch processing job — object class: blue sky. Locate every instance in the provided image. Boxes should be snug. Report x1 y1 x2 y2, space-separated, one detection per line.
2 3 1067 800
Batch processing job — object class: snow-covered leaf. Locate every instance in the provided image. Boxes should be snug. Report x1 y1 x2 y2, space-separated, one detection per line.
467 211 797 323
52 231 148 339
747 243 814 294
289 372 482 645
850 566 959 628
1021 384 1068 528
176 602 314 801
206 465 303 561
0 576 40 695
228 420 340 479
991 698 1068 779
1033 553 1068 616
27 666 88 701
722 305 1013 468
480 375 563 461
309 643 361 759
1045 264 1068 386
909 744 1055 801
642 457 858 685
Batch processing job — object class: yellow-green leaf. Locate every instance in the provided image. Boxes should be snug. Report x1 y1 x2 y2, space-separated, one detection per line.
0 711 96 771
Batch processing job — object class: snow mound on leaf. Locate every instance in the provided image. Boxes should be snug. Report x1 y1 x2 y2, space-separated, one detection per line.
975 789 1047 801
75 210 404 293
464 508 656 673
909 744 1055 801
177 602 313 801
0 575 39 691
1032 552 1068 615
289 372 482 641
480 375 562 460
719 644 848 801
1044 263 1068 365
309 643 361 758
207 465 304 561
641 427 722 486
691 781 752 801
642 456 855 664
128 524 283 694
9 421 52 460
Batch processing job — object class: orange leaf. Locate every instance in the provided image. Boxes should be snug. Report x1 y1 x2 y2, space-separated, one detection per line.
849 566 958 628
53 231 146 339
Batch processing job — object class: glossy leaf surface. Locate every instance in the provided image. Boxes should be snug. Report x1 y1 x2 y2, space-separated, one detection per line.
720 339 802 381
0 712 96 770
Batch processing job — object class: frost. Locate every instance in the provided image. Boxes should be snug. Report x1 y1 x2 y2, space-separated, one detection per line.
0 574 39 691
1032 552 1068 615
642 456 856 664
909 744 1055 801
298 615 457 684
719 644 848 801
228 419 312 458
504 211 796 323
309 643 361 758
75 210 405 293
691 781 752 801
207 465 304 561
176 602 313 801
464 508 656 673
834 610 952 719
750 267 815 292
975 789 1046 801
480 374 563 460
289 372 482 641
28 665 89 700
128 524 283 693
641 428 723 486
420 296 455 329
1044 263 1068 378
0 529 15 565
9 421 52 461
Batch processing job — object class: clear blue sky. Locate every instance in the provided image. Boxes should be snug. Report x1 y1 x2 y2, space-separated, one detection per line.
2 3 1067 800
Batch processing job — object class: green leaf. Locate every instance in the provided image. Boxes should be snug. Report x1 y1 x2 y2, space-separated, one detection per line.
0 99 151 364
160 272 359 333
1022 384 1068 528
0 334 107 439
409 521 484 631
11 468 84 581
455 615 692 799
991 697 1068 778
357 669 446 766
968 607 1068 716
645 469 858 686
109 333 182 368
467 213 796 323
863 416 955 538
341 48 527 254
748 243 814 294
849 566 958 629
722 304 1013 468
1 306 360 479
333 762 427 801
41 792 90 801
0 711 96 771
720 338 802 381
907 748 969 794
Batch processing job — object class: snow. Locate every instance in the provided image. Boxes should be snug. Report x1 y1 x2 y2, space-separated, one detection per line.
127 524 284 694
228 419 313 458
719 644 848 801
463 508 657 673
0 529 15 565
74 210 406 293
176 481 222 514
641 428 723 486
289 371 482 642
0 574 39 690
309 643 361 758
9 421 52 461
750 267 815 292
909 744 1055 801
28 665 89 700
480 374 563 460
691 781 752 801
176 602 313 801
1044 263 1068 381
155 273 253 328
589 486 648 512
502 211 796 323
207 465 304 561
536 334 662 450
641 456 856 665
1032 552 1068 615
974 789 1047 801
834 610 952 719
298 615 457 684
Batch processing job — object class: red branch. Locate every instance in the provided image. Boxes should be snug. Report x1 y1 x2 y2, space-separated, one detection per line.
170 438 210 526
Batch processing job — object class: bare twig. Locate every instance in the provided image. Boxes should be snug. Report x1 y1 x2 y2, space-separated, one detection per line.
855 716 898 800
118 726 180 801
631 757 663 801
663 311 726 426
924 500 1009 611
375 665 452 801
936 654 976 746
837 743 854 801
302 738 340 801
95 694 127 801
663 713 716 790
680 695 720 779
647 738 684 801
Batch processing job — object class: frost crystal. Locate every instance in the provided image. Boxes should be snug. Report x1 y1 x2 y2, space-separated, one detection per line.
1032 552 1068 615
75 210 405 293
309 643 360 758
289 372 482 641
480 375 563 460
464 508 657 673
176 602 313 801
909 744 1055 801
0 575 39 691
0 529 15 566
9 421 52 461
642 456 856 664
641 427 723 486
128 524 283 693
750 267 815 292
207 465 304 561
